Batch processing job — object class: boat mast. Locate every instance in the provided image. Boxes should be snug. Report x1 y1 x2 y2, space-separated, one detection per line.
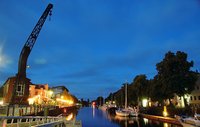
125 83 127 109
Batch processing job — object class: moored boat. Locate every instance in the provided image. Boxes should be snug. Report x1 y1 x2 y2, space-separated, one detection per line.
175 114 200 127
127 107 139 117
115 84 139 117
115 109 130 117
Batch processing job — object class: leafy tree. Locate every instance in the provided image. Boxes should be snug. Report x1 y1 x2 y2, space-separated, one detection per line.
127 84 137 106
155 51 198 102
96 96 104 106
113 89 124 106
150 76 166 103
131 75 149 103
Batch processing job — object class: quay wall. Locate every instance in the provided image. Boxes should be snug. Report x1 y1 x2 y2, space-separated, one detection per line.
26 105 78 116
140 113 181 126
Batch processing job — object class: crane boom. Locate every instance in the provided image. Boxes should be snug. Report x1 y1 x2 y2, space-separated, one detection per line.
18 3 53 78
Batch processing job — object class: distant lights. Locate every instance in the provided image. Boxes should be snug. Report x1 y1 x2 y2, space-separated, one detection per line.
0 100 3 105
142 99 148 107
28 98 34 105
56 98 74 105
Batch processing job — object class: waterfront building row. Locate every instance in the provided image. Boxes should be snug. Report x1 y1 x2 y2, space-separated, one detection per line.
0 78 76 107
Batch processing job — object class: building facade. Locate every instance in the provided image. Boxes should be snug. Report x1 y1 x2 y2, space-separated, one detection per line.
2 77 30 105
28 84 49 105
189 77 200 107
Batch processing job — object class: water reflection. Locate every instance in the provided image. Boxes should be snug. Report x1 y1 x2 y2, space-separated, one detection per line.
64 107 182 127
92 106 95 118
107 113 140 127
66 113 74 121
143 118 148 125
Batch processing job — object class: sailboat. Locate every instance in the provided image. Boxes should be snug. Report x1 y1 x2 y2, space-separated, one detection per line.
115 83 138 117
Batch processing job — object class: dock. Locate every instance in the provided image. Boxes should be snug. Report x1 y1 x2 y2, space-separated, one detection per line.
140 113 181 126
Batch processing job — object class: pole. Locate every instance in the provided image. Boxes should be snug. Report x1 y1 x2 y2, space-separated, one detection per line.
125 83 127 109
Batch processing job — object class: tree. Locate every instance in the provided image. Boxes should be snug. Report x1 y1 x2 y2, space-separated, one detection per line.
150 76 166 103
131 75 149 103
127 84 138 106
96 96 104 106
155 51 198 103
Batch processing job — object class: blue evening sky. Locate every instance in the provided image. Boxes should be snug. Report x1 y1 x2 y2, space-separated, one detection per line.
0 0 200 100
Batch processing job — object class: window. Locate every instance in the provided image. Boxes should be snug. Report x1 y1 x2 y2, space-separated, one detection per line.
16 83 25 96
190 96 193 101
199 96 200 100
194 96 197 100
197 86 199 90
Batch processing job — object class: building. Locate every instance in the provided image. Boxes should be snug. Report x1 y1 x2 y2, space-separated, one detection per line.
28 84 50 105
170 76 200 108
2 76 30 105
50 86 69 98
50 86 75 107
189 77 200 107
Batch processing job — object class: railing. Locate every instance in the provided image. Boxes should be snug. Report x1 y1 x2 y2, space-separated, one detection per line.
0 105 57 116
34 120 82 127
0 116 82 127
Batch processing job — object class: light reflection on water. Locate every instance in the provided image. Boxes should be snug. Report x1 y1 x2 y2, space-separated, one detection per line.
66 113 74 121
65 107 182 127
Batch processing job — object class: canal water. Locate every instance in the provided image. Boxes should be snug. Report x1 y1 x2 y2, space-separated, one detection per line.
73 107 182 127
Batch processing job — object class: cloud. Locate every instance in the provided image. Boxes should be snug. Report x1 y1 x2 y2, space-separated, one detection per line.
34 58 47 65
0 41 12 69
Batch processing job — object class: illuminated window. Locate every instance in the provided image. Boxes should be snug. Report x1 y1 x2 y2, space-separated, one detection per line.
16 83 25 96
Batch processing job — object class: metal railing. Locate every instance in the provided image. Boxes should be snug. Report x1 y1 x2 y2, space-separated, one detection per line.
34 120 82 127
0 116 81 127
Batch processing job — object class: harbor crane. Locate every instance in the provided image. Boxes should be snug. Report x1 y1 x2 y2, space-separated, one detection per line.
2 3 53 105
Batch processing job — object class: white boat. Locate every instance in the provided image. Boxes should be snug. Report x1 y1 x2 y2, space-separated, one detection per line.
127 107 139 117
192 113 200 126
115 109 130 117
175 114 200 127
115 84 139 117
129 110 139 117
